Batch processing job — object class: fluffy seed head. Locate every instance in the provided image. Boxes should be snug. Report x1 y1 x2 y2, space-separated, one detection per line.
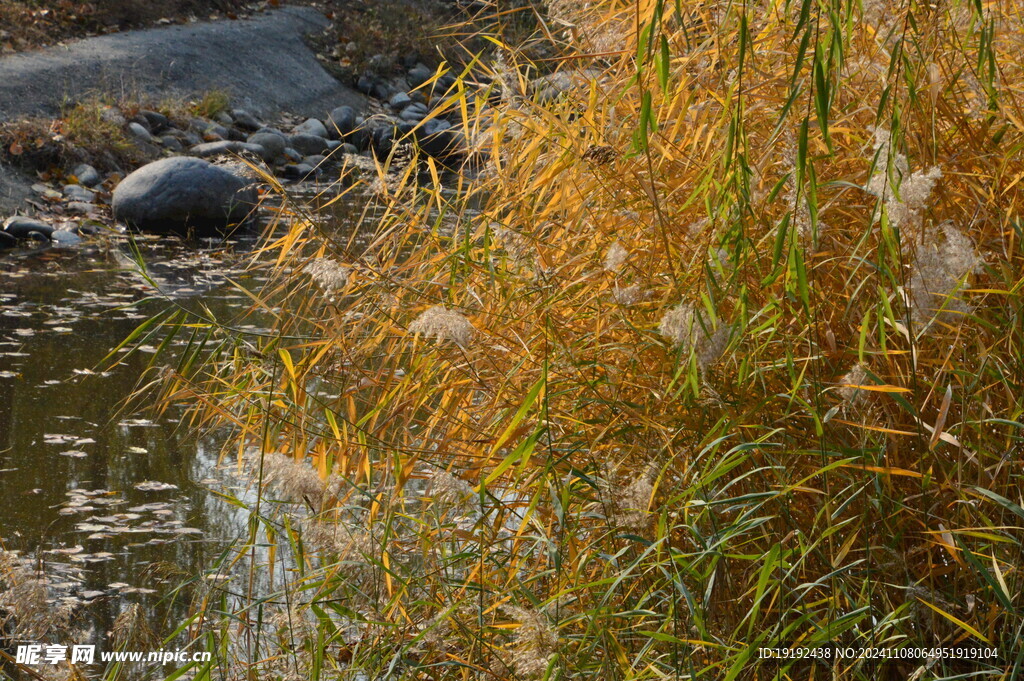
110 603 157 651
837 362 870 407
506 606 557 679
865 128 943 231
658 304 729 371
609 466 655 531
260 453 329 510
612 284 641 306
603 241 629 272
906 223 983 330
304 258 349 301
409 305 474 346
429 468 476 503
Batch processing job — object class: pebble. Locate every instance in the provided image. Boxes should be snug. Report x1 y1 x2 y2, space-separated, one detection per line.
72 164 101 187
288 133 329 155
160 136 184 152
408 63 434 89
201 122 231 141
140 110 170 133
4 216 55 240
293 118 329 138
231 109 261 131
51 230 83 247
425 119 452 135
399 106 427 123
389 92 413 111
190 141 267 159
326 106 357 139
371 81 392 101
356 74 376 95
247 132 287 161
63 184 95 203
66 202 96 215
282 163 315 181
127 122 153 142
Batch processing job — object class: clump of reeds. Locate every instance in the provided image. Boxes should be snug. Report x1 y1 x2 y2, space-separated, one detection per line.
132 0 1024 678
0 550 72 644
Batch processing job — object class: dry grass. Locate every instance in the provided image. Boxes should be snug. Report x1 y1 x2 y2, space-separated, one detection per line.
0 90 233 175
0 97 143 174
111 0 1024 679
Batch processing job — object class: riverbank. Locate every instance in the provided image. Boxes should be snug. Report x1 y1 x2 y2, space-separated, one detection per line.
0 1 484 244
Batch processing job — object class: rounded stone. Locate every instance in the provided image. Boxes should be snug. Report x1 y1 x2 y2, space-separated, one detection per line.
389 92 413 111
190 140 268 159
231 109 261 131
72 163 101 187
247 132 287 161
288 133 329 155
140 110 170 133
282 163 315 181
3 216 55 240
417 128 466 163
63 184 95 203
111 157 259 235
293 118 328 138
51 230 83 247
128 122 153 142
160 136 185 152
325 106 357 139
407 63 433 89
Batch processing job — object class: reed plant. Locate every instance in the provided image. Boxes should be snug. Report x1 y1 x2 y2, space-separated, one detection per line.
120 0 1024 679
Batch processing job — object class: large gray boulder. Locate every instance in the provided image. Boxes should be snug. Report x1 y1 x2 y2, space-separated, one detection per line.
112 157 259 235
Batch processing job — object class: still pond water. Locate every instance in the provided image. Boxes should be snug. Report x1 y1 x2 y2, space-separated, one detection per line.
0 190 370 651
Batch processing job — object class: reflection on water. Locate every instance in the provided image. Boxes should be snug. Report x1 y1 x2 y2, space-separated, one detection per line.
0 182 428 676
0 209 323 659
0 234 272 649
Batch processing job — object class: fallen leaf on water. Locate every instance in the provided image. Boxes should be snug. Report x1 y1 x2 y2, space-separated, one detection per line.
47 545 84 555
75 523 111 533
134 481 178 492
127 502 170 513
59 506 94 515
